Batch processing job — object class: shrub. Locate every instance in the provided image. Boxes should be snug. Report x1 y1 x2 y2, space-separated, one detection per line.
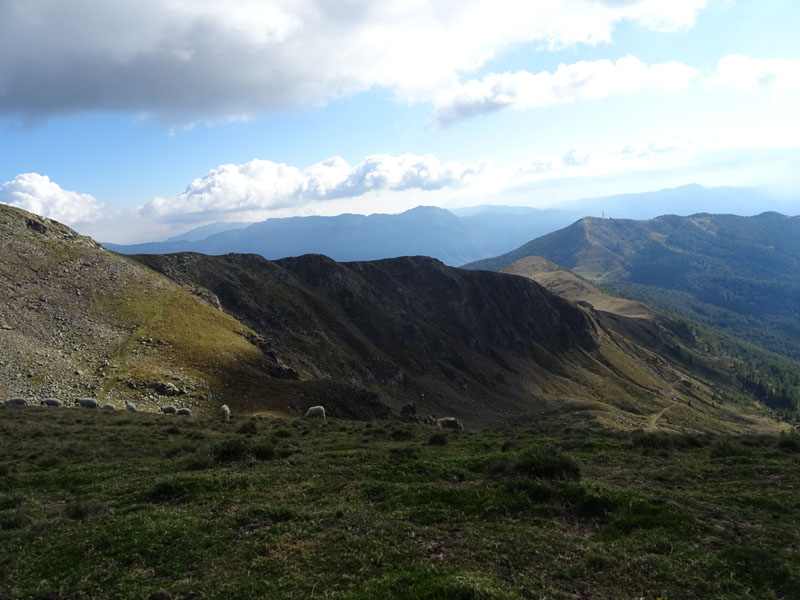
388 446 419 462
513 446 581 481
0 493 24 511
145 480 189 503
484 459 511 479
65 497 104 520
252 441 276 461
212 437 249 462
428 432 449 446
777 433 800 453
391 428 415 441
631 430 673 451
237 420 258 435
710 437 747 458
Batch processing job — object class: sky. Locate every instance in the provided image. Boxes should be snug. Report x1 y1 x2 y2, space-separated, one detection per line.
0 0 798 243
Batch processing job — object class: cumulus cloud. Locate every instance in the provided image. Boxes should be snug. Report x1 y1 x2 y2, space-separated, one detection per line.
0 0 708 123
140 154 485 221
707 55 800 92
0 173 104 224
432 55 697 126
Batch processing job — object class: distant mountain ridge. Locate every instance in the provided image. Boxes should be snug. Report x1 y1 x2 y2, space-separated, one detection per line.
104 184 784 265
107 206 494 266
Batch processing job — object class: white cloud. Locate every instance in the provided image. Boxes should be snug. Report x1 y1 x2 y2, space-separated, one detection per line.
140 154 485 221
0 173 104 225
562 148 591 167
432 55 697 126
707 55 800 92
0 0 708 123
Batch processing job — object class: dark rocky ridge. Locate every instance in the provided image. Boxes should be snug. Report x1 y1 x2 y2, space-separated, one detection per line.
133 252 604 422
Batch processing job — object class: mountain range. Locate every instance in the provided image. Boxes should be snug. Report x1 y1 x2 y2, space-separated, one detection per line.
1 203 782 431
104 184 788 266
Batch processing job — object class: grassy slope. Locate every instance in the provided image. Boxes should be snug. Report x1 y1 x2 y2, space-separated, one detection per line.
2 406 799 599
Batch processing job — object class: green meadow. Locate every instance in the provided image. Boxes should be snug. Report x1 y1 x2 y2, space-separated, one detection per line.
1 406 799 599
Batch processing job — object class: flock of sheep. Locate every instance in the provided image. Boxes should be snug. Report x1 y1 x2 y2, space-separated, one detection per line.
2 398 462 428
2 396 227 419
1 398 330 423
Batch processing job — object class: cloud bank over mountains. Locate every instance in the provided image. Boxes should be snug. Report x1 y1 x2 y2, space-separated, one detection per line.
140 154 485 221
0 0 709 124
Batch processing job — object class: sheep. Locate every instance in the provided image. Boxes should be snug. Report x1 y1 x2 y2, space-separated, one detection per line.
4 397 26 406
304 405 326 420
435 417 464 431
124 400 137 412
75 398 99 409
160 405 177 415
176 407 191 416
101 403 117 411
40 398 63 407
220 404 231 422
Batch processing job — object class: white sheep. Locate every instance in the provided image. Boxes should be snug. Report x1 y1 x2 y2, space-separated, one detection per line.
220 404 231 422
160 405 177 415
40 398 63 407
4 397 26 406
176 407 191 416
75 398 99 409
124 400 137 412
304 405 326 419
101 403 116 411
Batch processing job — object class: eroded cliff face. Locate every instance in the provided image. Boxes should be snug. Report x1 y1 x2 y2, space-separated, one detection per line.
133 251 610 421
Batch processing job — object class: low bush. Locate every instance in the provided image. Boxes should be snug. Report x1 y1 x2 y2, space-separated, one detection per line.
236 420 258 435
428 432 449 446
514 446 581 481
710 437 747 458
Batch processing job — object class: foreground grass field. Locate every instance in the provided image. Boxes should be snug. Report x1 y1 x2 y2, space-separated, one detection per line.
1 406 799 599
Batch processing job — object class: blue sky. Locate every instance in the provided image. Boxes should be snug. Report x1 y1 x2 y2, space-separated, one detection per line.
0 0 798 242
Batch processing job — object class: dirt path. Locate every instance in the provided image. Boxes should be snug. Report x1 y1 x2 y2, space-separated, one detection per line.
646 401 678 430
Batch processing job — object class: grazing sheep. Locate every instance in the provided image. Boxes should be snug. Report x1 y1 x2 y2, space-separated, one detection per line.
435 417 464 431
160 405 177 415
176 407 191 416
124 400 137 412
75 398 99 409
4 397 26 406
101 403 117 411
40 398 63 407
304 405 326 420
220 404 231 422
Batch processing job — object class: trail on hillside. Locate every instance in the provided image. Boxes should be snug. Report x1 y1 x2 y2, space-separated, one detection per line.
647 401 678 430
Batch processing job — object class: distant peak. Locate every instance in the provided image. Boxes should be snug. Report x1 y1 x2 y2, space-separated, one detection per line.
402 205 451 214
